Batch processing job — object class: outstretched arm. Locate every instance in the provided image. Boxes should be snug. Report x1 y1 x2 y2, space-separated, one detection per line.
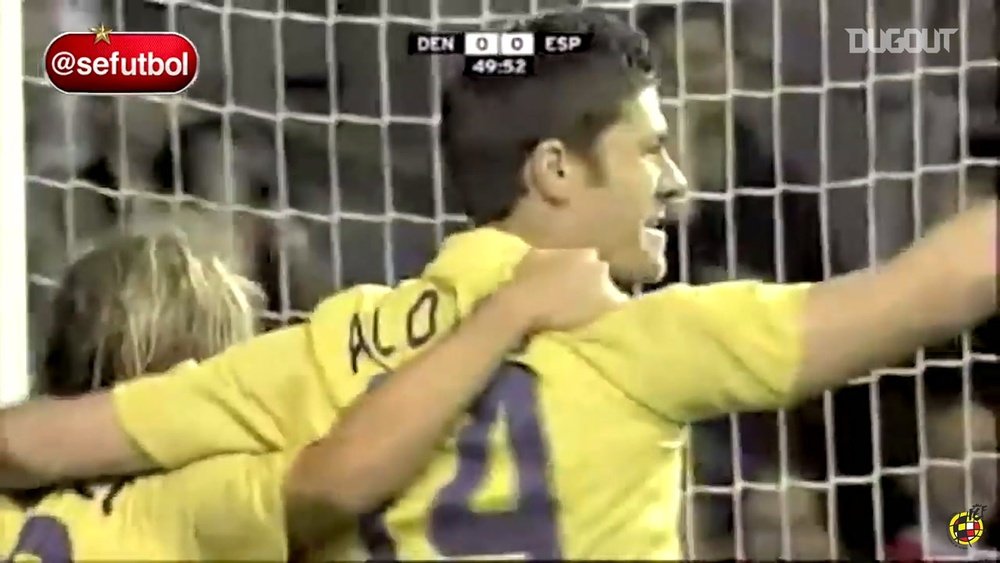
794 199 997 396
0 383 156 488
283 248 623 541
0 322 324 488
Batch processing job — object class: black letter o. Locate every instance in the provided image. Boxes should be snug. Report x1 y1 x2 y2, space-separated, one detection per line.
406 290 438 348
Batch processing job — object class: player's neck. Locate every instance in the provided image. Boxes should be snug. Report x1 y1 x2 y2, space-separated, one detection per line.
489 214 581 251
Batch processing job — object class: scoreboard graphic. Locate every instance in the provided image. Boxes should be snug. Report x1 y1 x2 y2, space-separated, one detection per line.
408 31 590 76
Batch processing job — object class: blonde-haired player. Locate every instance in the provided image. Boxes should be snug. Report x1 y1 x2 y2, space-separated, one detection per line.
0 229 618 560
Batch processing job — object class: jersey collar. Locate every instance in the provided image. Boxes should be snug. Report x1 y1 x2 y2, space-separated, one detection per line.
423 227 532 313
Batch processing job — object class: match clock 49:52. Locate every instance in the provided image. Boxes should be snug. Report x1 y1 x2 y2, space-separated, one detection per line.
463 56 533 76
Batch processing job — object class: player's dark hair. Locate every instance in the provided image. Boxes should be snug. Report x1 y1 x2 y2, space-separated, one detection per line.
441 9 657 225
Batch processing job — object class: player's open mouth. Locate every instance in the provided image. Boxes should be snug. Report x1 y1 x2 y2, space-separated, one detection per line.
655 189 692 223
644 208 667 228
643 225 668 253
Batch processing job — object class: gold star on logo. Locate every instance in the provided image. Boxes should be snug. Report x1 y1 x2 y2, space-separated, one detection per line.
90 23 112 45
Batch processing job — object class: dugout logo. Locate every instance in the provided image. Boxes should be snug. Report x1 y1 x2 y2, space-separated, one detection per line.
949 504 987 548
44 25 198 95
845 27 957 54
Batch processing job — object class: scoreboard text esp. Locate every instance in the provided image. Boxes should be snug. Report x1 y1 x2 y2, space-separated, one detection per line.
408 31 590 76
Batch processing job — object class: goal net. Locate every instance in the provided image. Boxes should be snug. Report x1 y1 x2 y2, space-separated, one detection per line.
14 0 1000 560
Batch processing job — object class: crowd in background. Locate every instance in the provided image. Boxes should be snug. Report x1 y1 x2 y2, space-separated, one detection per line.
21 0 999 559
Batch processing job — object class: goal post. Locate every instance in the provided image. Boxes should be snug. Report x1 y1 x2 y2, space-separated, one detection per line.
2 0 28 407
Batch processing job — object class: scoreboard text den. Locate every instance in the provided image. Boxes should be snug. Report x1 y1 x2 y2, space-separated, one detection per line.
409 31 590 76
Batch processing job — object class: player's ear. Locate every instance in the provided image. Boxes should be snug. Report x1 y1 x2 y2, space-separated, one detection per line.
523 139 575 205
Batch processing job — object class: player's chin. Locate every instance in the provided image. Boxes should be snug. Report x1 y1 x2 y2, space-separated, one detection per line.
614 253 666 286
637 254 667 284
638 227 668 283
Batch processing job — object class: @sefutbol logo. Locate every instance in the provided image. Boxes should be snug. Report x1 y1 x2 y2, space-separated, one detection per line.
44 24 198 95
949 504 987 548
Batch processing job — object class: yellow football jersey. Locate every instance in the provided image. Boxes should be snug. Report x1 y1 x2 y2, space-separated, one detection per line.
112 227 810 559
0 453 290 561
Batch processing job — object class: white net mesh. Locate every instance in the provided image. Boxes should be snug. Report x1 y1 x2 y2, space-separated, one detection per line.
18 0 1000 560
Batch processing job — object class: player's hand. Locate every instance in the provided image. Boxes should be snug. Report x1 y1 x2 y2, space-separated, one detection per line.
503 248 627 333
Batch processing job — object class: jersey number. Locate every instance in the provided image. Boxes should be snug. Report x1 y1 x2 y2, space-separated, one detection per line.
360 363 562 560
4 516 72 563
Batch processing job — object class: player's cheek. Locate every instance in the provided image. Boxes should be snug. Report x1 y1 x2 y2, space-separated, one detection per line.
637 157 659 191
636 170 656 215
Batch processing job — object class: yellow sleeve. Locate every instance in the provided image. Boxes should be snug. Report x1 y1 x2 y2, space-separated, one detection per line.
112 326 337 469
166 453 293 561
570 281 811 422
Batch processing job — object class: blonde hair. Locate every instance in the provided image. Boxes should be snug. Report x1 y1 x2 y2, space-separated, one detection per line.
38 229 265 397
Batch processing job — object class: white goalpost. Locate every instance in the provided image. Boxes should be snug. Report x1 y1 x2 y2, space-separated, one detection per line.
1 0 29 407
13 0 1000 560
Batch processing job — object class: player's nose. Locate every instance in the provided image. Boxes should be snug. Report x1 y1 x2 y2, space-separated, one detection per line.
660 156 688 195
655 158 692 221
